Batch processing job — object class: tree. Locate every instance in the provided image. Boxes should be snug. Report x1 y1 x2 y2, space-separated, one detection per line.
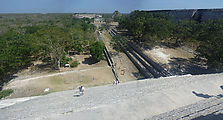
196 19 223 69
171 20 199 46
90 41 105 61
143 18 172 42
0 29 38 80
111 34 128 51
33 27 70 69
119 11 174 42
0 14 98 83
129 17 145 39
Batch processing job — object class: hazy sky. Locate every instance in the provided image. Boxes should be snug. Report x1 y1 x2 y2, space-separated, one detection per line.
0 0 223 13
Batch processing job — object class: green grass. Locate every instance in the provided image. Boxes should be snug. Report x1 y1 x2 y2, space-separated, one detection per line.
0 89 13 99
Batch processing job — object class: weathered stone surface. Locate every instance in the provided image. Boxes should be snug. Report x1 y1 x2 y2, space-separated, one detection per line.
1 73 223 120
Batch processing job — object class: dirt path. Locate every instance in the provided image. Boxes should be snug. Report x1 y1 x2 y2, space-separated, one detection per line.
100 32 141 81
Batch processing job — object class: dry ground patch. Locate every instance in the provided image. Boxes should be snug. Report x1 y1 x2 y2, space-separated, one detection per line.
144 46 194 66
3 54 116 98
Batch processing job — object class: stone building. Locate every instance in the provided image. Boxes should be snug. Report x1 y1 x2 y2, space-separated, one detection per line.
147 8 223 22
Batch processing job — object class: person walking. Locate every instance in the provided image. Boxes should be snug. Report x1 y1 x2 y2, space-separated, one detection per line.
79 86 85 95
113 79 120 85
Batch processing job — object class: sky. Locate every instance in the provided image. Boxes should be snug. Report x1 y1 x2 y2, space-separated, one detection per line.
0 0 223 13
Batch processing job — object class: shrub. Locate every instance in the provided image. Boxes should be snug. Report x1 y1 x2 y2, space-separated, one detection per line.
60 57 72 67
70 60 79 68
0 89 13 99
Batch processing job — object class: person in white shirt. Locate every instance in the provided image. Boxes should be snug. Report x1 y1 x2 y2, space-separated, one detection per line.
79 86 85 95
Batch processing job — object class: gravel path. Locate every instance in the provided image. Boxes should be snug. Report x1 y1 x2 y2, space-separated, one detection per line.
1 73 223 120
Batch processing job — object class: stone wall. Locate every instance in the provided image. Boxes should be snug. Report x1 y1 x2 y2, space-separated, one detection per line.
147 9 223 22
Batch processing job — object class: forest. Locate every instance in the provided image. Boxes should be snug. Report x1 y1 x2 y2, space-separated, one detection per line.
117 10 223 71
0 14 104 83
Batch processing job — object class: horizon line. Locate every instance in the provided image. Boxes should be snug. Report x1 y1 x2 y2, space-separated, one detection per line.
0 7 222 14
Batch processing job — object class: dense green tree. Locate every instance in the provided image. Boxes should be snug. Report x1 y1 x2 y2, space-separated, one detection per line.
119 11 174 42
171 20 199 46
90 41 105 61
143 18 172 42
196 19 223 69
33 27 70 69
0 14 99 84
0 29 38 80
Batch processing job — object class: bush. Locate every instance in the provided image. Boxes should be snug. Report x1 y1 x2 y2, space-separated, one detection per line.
0 89 13 99
60 57 72 67
70 60 79 68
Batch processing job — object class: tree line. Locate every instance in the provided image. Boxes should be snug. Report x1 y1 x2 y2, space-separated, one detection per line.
117 10 223 70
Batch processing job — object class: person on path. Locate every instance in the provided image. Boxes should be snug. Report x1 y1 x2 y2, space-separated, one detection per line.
113 79 120 85
79 86 85 95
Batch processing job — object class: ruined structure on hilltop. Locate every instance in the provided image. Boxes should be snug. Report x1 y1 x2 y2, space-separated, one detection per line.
147 8 223 22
